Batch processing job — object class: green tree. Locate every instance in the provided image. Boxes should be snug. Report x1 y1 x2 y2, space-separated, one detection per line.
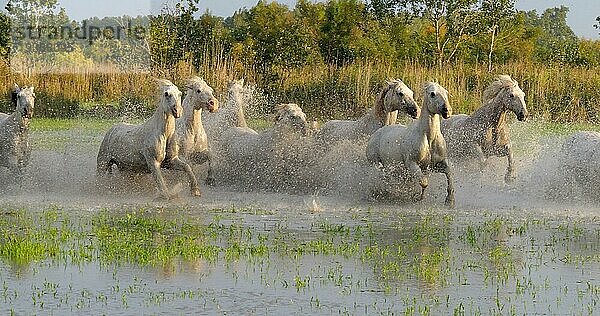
148 0 199 69
398 0 482 67
479 0 514 71
526 7 579 64
319 0 395 64
242 1 316 85
0 11 11 59
7 0 73 72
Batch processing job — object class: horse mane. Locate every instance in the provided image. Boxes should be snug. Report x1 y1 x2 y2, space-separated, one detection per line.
185 76 206 90
226 79 248 128
155 78 174 89
482 75 517 104
11 90 18 107
275 103 292 120
374 80 397 122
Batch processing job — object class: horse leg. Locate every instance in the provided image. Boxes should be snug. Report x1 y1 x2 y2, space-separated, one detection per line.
168 157 201 197
205 152 215 186
437 159 455 208
470 144 487 172
192 150 215 186
146 157 171 200
407 161 427 201
9 160 24 188
499 144 516 183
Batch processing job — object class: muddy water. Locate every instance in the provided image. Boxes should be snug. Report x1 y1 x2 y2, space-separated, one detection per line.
0 121 599 314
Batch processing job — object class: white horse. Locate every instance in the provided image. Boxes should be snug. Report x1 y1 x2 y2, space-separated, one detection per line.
366 82 454 207
217 103 310 188
441 75 528 183
316 79 419 143
558 131 600 199
97 79 201 199
203 79 251 140
0 85 35 183
175 76 219 184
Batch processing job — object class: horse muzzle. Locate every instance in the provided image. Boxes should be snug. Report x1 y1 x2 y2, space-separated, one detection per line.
172 107 182 118
207 99 219 113
441 108 450 119
407 107 419 119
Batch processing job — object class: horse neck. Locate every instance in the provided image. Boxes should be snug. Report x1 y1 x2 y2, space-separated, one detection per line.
182 97 203 135
148 105 175 137
235 104 248 128
358 106 385 129
372 98 388 125
471 97 506 129
416 106 441 141
7 108 27 130
229 91 248 128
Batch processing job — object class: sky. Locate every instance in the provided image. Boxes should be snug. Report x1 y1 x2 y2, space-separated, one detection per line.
3 0 599 39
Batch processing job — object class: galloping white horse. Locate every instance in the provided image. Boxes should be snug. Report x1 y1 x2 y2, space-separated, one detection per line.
217 103 310 188
176 77 219 184
316 79 419 143
97 79 201 199
203 79 251 139
366 82 455 207
0 84 35 183
441 75 528 183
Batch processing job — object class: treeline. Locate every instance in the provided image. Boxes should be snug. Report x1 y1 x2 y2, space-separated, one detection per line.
148 0 600 80
0 0 599 123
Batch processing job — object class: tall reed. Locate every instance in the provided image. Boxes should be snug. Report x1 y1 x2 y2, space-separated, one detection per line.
0 57 598 123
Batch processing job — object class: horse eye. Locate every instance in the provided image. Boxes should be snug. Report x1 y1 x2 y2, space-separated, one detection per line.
197 89 201 94
398 92 404 97
430 92 436 98
164 92 170 98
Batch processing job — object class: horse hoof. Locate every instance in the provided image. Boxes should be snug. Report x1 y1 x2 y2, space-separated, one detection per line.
191 188 202 197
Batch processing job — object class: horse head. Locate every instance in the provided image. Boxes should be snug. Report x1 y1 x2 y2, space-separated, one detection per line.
14 84 35 119
381 79 419 119
227 79 245 93
274 103 309 136
423 82 451 119
185 76 219 113
501 75 528 121
157 79 182 118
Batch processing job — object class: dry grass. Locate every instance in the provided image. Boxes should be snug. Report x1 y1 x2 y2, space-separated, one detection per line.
0 57 598 123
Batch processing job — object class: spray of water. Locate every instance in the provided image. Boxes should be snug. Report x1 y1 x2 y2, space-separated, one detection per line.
0 89 598 215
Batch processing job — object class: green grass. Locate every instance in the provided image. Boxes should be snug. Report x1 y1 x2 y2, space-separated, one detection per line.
0 206 599 314
30 118 120 133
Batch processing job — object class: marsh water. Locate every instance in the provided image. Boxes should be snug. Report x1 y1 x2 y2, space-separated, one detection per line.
0 119 599 315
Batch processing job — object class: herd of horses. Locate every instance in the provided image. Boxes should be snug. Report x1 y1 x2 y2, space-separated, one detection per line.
0 75 597 205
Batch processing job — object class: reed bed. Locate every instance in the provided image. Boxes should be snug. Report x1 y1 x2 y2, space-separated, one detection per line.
0 58 598 123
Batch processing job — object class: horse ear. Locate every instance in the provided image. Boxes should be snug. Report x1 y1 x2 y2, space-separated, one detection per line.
14 83 20 94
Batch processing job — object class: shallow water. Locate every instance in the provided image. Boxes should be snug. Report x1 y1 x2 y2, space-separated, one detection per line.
0 119 599 314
